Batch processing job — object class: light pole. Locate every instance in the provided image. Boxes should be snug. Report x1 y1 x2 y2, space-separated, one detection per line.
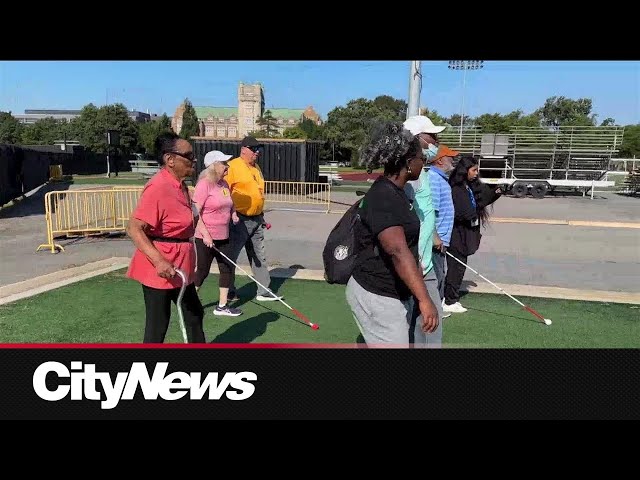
448 60 484 146
407 61 422 118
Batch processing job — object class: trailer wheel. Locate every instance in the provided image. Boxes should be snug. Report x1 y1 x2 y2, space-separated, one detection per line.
512 182 528 198
531 182 549 199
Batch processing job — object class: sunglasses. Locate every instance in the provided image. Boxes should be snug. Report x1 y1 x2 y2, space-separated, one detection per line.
167 151 196 162
245 146 261 153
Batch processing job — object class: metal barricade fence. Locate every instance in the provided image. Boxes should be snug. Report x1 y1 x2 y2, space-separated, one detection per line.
37 188 143 253
263 181 331 213
37 181 332 253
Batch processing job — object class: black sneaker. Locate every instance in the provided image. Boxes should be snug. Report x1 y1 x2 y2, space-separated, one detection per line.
214 305 242 317
227 291 238 302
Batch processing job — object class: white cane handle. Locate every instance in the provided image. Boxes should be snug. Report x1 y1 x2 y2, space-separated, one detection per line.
174 268 189 343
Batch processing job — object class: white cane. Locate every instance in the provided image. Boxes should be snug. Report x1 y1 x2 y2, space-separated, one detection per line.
174 268 189 343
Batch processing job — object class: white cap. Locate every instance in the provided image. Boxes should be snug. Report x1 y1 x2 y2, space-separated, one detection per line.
204 150 233 168
403 115 447 135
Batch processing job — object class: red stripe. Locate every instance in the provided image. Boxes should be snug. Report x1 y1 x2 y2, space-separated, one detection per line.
523 306 545 320
0 343 365 349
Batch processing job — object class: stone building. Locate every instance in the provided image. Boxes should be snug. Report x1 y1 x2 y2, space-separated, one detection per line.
171 82 321 138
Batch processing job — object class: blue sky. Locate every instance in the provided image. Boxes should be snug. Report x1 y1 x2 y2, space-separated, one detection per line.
1 61 638 125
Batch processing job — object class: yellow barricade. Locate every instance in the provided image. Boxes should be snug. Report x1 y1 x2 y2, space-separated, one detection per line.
263 181 331 213
113 181 332 211
37 180 332 253
37 188 143 253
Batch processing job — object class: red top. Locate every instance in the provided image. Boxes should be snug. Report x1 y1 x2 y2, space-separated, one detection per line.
126 168 196 289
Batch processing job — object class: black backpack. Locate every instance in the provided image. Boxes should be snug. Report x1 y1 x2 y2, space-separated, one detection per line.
322 197 365 285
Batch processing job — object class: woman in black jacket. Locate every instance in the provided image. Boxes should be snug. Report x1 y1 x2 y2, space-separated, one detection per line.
443 156 502 314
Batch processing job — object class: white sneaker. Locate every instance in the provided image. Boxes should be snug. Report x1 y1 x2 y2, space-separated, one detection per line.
256 294 283 302
443 302 468 313
440 298 451 318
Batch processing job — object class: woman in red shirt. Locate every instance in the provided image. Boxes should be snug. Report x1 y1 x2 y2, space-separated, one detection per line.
193 150 241 317
126 132 205 343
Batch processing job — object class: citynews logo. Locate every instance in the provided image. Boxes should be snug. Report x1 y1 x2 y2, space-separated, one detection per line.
33 361 257 410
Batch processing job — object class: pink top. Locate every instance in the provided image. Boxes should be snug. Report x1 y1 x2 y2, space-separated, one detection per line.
126 168 196 289
192 178 234 241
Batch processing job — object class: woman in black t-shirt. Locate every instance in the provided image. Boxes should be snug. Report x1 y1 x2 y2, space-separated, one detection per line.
346 121 439 346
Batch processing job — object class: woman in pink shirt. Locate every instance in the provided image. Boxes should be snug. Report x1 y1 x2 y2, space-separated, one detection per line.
126 132 205 343
193 150 241 317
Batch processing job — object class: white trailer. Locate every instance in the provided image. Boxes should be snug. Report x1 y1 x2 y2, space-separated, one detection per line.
439 125 624 199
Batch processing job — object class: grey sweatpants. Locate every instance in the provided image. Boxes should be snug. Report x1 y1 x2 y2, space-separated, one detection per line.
410 268 443 348
228 213 271 297
346 276 413 346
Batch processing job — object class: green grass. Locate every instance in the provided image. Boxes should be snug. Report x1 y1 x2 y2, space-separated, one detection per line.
70 176 147 186
0 270 638 347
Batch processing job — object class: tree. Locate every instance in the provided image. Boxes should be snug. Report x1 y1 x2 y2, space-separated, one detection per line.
536 96 596 126
515 112 542 128
283 118 324 140
72 103 139 154
299 118 324 139
0 111 23 144
372 95 407 121
619 124 640 158
158 113 171 130
138 114 172 155
248 129 268 138
419 108 447 126
256 110 280 138
180 99 200 139
600 117 617 126
324 96 407 164
470 110 540 133
445 114 462 127
20 117 70 145
282 126 306 139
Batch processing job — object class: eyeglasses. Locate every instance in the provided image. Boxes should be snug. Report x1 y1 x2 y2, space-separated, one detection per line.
419 133 439 144
167 151 196 162
244 146 261 153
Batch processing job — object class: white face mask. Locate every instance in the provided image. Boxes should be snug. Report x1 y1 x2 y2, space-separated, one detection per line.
422 143 438 161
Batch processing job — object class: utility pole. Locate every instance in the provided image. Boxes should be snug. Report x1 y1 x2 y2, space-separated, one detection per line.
407 61 422 119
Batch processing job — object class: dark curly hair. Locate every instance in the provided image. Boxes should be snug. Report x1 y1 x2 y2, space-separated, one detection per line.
359 120 421 176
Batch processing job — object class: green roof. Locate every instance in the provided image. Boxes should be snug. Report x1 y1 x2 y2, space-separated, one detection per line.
267 108 305 120
194 107 238 119
194 106 305 121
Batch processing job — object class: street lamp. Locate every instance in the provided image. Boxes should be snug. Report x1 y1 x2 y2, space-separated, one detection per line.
106 130 120 178
448 60 484 146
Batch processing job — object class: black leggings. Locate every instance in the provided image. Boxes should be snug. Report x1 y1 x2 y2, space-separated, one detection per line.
444 248 468 305
194 237 235 289
142 283 205 343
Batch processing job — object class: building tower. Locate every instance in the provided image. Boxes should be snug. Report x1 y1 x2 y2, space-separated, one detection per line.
237 82 265 138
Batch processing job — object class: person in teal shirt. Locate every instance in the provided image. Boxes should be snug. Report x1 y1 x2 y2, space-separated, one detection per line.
403 115 448 347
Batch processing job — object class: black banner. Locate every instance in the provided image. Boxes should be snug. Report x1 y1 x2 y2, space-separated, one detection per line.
1 346 638 420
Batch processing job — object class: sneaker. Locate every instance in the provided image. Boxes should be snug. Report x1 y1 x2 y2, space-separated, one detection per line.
227 291 238 302
213 305 242 317
256 294 283 302
443 302 468 313
439 298 451 318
